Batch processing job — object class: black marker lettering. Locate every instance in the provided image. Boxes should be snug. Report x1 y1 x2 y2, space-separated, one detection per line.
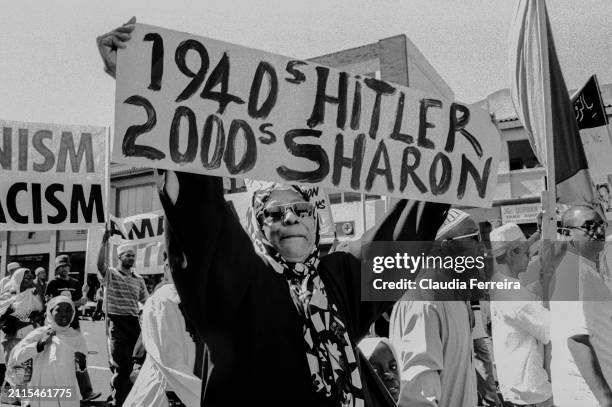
390 92 414 145
350 81 362 131
144 33 164 91
285 60 307 84
365 140 394 192
201 52 245 114
200 114 225 169
248 61 278 119
224 120 256 174
429 152 452 195
364 78 396 139
457 155 492 199
169 106 198 164
418 98 442 149
175 39 209 102
307 67 348 129
445 103 482 157
400 146 427 193
258 123 276 145
332 133 365 189
277 129 329 182
122 95 165 160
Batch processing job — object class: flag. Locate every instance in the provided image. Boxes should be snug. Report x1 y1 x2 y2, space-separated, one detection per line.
571 75 609 130
570 75 612 178
509 0 596 206
571 75 612 218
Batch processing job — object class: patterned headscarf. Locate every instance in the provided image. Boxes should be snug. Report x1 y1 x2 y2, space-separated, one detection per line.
247 182 364 407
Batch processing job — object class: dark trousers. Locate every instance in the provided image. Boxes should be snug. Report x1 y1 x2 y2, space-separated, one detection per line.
474 337 501 406
74 323 94 398
108 315 140 407
93 299 104 320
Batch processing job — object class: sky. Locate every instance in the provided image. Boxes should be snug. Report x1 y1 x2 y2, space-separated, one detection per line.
1 0 611 128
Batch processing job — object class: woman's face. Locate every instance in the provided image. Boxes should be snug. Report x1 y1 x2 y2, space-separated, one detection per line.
20 271 35 292
52 303 73 327
261 190 316 263
369 342 401 402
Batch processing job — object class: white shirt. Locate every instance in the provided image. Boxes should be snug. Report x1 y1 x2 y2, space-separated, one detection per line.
123 284 200 407
489 270 551 405
390 295 477 407
550 250 601 406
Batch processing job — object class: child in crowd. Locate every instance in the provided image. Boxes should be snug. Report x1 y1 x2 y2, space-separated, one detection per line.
8 296 87 407
358 337 401 404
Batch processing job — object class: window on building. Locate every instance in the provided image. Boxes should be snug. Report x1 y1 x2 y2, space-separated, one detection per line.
117 184 162 217
223 177 247 194
328 192 380 203
508 140 541 170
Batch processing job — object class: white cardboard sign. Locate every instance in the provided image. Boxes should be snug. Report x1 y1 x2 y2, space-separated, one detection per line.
0 120 107 230
114 24 500 207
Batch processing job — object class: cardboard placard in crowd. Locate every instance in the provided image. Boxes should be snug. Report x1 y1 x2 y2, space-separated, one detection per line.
0 120 108 230
114 24 501 208
107 211 166 275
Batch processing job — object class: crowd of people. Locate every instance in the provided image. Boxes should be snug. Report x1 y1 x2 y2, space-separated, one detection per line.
2 15 612 407
0 255 103 406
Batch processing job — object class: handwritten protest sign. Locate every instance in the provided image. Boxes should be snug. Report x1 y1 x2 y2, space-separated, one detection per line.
107 211 165 275
115 24 500 207
0 120 107 231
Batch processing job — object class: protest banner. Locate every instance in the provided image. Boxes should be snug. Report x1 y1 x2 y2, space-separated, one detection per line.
571 75 612 178
0 120 108 231
107 211 166 275
114 24 501 208
85 226 105 274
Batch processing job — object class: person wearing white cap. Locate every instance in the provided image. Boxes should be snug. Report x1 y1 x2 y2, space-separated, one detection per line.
488 223 552 406
549 205 612 406
97 233 148 407
389 209 478 407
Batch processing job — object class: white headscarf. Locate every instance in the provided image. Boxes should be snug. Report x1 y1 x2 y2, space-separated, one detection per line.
45 295 76 335
0 268 42 320
358 337 399 364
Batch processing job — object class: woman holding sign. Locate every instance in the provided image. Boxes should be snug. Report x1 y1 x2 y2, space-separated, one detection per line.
98 19 449 407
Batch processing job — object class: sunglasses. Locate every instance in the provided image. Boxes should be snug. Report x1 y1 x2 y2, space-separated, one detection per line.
559 220 606 240
261 202 315 223
445 231 482 242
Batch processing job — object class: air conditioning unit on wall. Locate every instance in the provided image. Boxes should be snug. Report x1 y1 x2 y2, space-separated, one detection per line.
335 221 355 237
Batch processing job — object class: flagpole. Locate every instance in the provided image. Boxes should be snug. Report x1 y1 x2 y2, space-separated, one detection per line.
537 0 557 245
535 0 556 378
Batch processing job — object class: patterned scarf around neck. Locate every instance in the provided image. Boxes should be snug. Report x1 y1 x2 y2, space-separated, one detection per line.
247 182 364 407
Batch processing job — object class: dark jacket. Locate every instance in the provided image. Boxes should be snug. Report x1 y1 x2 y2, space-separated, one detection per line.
160 172 448 407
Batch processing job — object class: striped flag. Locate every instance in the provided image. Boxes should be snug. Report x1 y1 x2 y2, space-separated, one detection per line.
509 0 596 206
